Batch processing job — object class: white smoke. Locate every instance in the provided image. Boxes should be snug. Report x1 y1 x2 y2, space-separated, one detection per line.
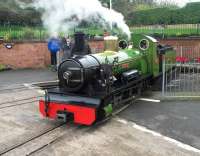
16 0 130 38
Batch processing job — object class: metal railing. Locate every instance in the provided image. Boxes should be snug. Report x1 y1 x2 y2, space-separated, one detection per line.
0 25 49 42
131 24 200 38
162 46 200 97
0 25 104 42
1 23 200 41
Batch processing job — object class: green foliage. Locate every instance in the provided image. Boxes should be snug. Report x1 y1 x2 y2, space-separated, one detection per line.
3 33 12 42
0 0 41 26
99 0 155 19
95 1 200 26
134 4 155 11
23 27 35 39
0 64 6 71
129 2 200 25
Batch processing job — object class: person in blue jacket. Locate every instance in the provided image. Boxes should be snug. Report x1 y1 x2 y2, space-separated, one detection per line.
48 38 61 71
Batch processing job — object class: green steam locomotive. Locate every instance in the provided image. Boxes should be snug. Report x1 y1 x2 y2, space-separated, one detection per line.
39 33 176 125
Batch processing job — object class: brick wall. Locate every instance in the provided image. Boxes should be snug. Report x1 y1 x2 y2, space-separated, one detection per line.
0 40 104 69
159 39 200 47
0 42 50 69
158 38 200 58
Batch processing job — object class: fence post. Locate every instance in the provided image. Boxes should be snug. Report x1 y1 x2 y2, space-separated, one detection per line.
39 26 42 41
162 55 166 96
162 24 165 39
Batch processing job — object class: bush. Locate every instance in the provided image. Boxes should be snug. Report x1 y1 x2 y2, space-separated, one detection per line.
129 2 200 25
3 33 12 42
0 64 6 71
23 27 35 40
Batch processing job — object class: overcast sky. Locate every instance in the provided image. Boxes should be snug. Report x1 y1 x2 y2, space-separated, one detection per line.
157 0 200 7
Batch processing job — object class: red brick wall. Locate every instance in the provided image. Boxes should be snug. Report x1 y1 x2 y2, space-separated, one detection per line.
158 38 200 58
158 38 200 47
0 42 50 69
0 40 104 69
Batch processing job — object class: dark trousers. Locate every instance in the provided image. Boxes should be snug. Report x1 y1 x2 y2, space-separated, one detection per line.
51 53 57 65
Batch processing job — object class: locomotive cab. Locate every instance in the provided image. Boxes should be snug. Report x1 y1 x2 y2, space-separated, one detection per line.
132 34 175 77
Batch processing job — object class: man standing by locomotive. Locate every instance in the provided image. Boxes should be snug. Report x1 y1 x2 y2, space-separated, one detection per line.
61 36 72 60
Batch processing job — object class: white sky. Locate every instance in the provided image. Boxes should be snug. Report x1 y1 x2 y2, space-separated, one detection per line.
156 0 200 7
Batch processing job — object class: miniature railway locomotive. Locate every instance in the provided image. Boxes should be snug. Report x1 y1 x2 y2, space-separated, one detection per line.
39 33 175 125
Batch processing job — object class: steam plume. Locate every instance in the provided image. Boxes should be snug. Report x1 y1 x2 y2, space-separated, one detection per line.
16 0 131 38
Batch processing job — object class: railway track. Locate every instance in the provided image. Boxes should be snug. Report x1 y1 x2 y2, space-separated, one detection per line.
0 81 58 109
0 123 66 156
0 100 134 156
0 89 43 110
0 93 43 110
0 82 65 155
0 80 58 94
0 85 28 94
0 96 42 106
0 99 39 110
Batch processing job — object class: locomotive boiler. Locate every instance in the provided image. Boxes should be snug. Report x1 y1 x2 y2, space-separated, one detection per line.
39 33 175 125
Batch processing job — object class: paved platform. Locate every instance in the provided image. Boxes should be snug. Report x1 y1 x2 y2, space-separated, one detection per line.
119 99 200 150
30 119 199 156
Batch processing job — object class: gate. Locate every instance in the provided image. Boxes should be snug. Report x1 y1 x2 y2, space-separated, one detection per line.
162 46 200 97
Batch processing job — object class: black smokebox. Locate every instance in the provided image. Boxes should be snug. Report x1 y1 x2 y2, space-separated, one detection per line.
75 32 85 52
